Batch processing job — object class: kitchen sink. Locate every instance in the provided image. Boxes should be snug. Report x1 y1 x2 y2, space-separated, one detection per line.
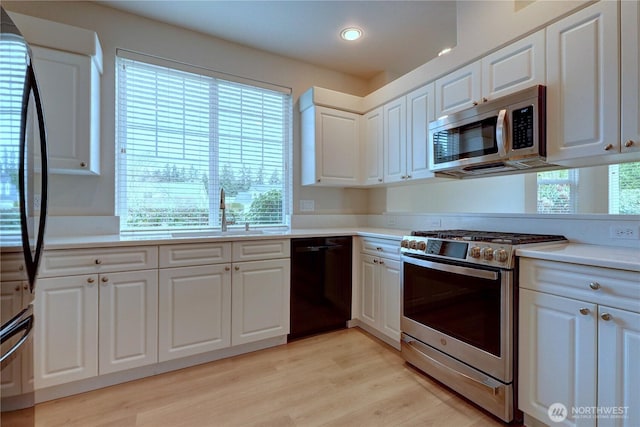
170 229 265 238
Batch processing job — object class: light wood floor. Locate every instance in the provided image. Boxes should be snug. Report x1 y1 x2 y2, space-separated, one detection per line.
34 328 506 427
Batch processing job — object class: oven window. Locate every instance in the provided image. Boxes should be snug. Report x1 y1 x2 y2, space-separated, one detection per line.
403 261 501 356
433 116 498 163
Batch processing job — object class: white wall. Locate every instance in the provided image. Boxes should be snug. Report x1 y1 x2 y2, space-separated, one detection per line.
3 0 373 221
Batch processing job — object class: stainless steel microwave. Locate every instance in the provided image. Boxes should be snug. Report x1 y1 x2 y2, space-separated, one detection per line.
428 85 557 178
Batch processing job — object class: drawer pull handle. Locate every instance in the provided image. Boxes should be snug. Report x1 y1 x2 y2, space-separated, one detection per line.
600 313 612 321
95 259 102 265
579 308 590 315
589 282 601 290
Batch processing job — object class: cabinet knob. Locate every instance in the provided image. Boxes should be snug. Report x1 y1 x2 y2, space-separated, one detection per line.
376 247 383 251
482 97 488 103
603 143 614 151
317 178 321 183
625 140 635 148
589 282 601 290
600 313 612 321
18 264 24 271
95 259 102 265
406 175 412 179
579 308 590 315
378 178 383 182
101 276 109 283
23 283 28 291
14 285 20 292
234 266 240 271
225 266 231 271
80 162 87 168
400 175 406 179
87 277 95 284
472 101 479 106
379 260 384 265
373 259 379 264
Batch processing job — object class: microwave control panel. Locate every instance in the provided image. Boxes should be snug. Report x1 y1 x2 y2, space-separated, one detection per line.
511 105 534 150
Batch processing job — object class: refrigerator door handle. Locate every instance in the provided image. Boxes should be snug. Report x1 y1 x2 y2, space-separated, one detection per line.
0 306 34 369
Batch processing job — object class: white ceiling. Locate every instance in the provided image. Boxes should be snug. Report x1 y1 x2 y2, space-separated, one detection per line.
98 1 458 80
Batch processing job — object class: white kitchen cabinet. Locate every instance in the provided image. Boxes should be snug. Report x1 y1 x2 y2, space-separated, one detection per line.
621 0 640 154
546 1 619 162
301 105 360 186
98 270 158 374
231 258 290 346
361 107 384 185
158 264 231 362
435 61 482 118
406 84 436 181
383 97 407 183
31 45 101 175
519 258 640 427
357 237 401 348
35 274 99 389
435 30 545 118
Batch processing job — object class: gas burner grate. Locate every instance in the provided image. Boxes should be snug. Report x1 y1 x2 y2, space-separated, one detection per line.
410 229 567 245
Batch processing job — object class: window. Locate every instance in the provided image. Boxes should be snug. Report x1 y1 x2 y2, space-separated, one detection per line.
116 55 292 232
536 169 579 213
609 162 640 214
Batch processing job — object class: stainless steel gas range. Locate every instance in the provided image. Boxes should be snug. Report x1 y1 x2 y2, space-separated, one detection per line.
399 230 567 423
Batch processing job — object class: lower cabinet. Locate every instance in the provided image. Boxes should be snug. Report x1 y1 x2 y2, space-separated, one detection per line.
35 270 158 388
519 259 640 427
158 264 231 362
231 259 291 346
359 253 401 346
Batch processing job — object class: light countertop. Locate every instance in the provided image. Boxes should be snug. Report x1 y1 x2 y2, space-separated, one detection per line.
1 227 406 252
517 243 640 272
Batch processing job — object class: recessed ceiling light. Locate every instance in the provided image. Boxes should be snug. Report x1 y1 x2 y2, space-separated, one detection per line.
340 27 362 41
438 47 453 57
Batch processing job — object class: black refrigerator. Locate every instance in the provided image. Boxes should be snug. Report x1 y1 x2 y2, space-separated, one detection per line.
0 7 48 426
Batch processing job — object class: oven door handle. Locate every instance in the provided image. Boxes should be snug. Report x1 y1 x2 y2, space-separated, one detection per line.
401 255 498 281
402 334 501 396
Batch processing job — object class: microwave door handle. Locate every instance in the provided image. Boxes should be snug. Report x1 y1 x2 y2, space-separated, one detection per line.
496 109 508 157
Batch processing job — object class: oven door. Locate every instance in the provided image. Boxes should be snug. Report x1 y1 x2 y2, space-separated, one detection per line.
401 254 513 383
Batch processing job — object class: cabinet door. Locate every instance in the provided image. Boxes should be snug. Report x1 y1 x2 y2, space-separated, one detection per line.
379 258 401 343
383 97 407 183
435 61 482 117
359 254 378 329
519 289 597 427
621 0 640 153
482 30 545 101
231 259 290 345
35 275 98 389
361 107 384 185
546 1 619 162
98 270 158 374
302 106 360 186
1 281 25 397
31 46 100 175
406 84 435 181
158 264 231 361
597 307 640 427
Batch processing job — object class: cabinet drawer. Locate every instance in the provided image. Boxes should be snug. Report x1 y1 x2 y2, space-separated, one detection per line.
232 239 290 262
360 237 401 260
0 252 26 282
519 258 640 313
39 246 158 277
159 243 231 268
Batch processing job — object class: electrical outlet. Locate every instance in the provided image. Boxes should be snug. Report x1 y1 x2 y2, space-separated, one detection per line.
609 225 640 239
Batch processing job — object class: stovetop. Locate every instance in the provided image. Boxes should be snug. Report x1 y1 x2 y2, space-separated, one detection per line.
401 229 568 269
409 229 567 245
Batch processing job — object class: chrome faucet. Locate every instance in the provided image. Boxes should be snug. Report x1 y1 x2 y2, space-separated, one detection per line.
220 188 227 232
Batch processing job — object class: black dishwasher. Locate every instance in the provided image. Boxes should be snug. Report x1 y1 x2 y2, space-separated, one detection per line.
289 237 352 340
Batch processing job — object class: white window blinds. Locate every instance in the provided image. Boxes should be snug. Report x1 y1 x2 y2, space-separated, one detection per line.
116 55 291 232
0 40 28 239
536 169 579 214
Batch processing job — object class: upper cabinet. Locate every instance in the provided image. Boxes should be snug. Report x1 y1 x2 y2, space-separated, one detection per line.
621 0 640 154
406 84 436 181
545 1 618 163
10 11 103 175
383 97 407 183
435 30 545 118
301 105 360 186
361 107 384 185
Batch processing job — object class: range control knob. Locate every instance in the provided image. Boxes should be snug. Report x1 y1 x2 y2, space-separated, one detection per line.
469 246 481 258
401 239 410 248
409 240 418 249
482 247 494 261
494 249 508 263
417 241 427 251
